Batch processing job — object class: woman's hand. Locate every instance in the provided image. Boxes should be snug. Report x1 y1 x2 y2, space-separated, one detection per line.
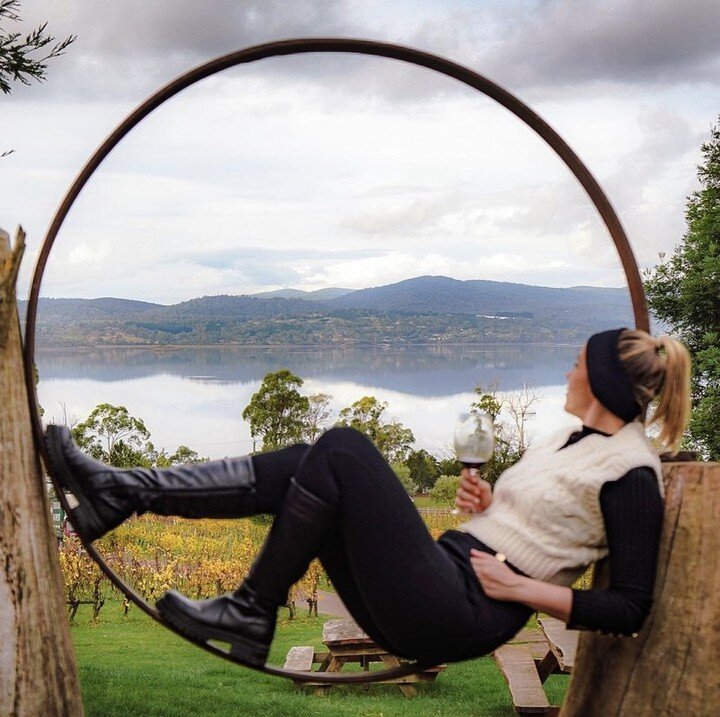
454 468 493 514
470 549 528 601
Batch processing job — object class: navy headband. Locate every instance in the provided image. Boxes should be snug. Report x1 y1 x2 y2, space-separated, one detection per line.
585 328 641 422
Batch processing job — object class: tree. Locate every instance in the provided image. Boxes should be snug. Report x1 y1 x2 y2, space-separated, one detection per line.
1 228 82 711
71 403 205 468
471 380 503 420
437 454 463 477
0 0 75 94
505 382 542 453
1 0 75 157
302 392 333 443
391 461 414 493
336 395 415 463
72 403 152 467
378 419 416 463
644 117 720 459
430 475 461 504
146 443 203 468
404 448 441 492
469 382 523 484
242 369 310 451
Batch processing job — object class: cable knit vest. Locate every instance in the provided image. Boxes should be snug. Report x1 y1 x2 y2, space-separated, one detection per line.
459 420 663 585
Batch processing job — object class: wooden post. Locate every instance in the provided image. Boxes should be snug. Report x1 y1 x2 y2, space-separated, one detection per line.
561 462 720 717
0 227 84 716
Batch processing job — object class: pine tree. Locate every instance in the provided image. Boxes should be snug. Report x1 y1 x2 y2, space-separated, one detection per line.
0 0 75 94
644 117 720 459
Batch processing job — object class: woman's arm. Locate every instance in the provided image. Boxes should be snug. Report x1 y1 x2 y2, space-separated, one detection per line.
469 551 572 621
564 468 663 635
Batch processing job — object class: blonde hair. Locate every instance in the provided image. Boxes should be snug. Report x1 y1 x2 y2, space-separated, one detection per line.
617 329 692 455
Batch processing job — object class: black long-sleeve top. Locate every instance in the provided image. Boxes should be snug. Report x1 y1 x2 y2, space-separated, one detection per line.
559 425 664 636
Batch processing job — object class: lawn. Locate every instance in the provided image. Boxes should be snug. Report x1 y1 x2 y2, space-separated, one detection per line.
71 601 569 717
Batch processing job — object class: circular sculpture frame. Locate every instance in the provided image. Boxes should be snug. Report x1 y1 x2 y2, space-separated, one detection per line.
23 37 649 681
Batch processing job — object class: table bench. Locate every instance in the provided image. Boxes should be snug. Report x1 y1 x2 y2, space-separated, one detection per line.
493 615 579 715
284 618 446 697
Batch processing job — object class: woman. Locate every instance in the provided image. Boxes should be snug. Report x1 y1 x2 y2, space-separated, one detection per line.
46 327 691 668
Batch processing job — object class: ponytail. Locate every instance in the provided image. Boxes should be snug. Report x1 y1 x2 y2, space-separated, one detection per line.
617 330 692 456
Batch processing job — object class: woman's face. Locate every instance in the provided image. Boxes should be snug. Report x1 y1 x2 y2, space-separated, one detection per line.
564 344 595 419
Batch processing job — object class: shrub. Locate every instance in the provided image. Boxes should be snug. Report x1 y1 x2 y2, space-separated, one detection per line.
430 475 461 504
391 462 414 493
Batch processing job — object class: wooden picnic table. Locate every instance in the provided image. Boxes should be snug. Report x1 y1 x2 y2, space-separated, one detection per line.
493 615 579 715
284 618 446 697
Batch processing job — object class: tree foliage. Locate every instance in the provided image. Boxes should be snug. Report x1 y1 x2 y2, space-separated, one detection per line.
437 455 463 477
469 383 525 484
335 395 415 463
301 392 333 443
430 475 461 504
242 369 310 451
0 0 75 94
644 118 720 459
71 403 204 468
390 461 414 493
404 448 441 491
72 403 151 466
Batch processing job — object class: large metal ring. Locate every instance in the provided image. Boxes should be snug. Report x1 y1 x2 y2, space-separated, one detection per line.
23 37 648 682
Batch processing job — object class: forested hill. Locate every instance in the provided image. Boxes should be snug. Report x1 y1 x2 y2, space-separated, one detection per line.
19 276 639 347
330 276 629 315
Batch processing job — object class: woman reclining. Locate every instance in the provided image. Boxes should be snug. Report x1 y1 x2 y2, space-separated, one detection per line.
45 327 691 668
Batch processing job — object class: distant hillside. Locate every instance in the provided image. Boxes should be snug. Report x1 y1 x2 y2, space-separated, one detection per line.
330 276 631 319
20 276 643 347
250 287 354 301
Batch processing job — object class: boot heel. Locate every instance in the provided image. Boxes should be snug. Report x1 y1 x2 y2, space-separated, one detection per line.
228 638 269 667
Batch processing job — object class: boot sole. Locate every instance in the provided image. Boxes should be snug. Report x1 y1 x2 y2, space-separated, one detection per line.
156 594 269 668
45 425 106 542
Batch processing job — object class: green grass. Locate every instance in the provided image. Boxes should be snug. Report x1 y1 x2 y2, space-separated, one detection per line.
71 601 569 717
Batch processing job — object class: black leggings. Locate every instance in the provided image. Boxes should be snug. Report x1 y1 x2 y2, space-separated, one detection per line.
252 427 532 664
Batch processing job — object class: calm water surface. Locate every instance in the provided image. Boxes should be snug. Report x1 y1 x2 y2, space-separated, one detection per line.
36 344 583 459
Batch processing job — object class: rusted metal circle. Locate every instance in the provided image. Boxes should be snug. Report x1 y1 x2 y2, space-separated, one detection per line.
23 37 649 681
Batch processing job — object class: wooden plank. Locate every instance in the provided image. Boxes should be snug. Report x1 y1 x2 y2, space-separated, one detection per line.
324 645 388 658
535 650 560 684
512 627 547 644
381 654 416 697
283 646 316 672
537 616 578 672
494 644 551 714
322 618 368 644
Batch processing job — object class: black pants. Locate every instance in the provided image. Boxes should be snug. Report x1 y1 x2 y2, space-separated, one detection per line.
252 427 532 664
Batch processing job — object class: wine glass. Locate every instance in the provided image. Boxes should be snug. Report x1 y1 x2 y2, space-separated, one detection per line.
451 411 494 514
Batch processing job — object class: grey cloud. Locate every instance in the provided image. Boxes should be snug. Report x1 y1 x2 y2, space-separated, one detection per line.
472 0 720 90
22 0 350 57
15 0 358 99
14 0 719 107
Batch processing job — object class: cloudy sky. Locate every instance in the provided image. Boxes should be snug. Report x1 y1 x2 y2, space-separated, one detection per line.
2 0 719 304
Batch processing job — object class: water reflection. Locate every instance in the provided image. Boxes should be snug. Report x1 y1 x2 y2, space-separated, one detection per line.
36 344 582 459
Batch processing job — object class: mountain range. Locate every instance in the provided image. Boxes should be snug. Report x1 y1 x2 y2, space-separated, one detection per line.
20 275 645 347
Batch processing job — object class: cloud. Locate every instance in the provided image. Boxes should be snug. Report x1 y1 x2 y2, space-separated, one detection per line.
16 0 719 107
5 1 716 305
15 0 358 99
473 0 720 91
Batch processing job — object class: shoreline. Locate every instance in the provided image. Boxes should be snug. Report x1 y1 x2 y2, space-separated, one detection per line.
35 340 585 352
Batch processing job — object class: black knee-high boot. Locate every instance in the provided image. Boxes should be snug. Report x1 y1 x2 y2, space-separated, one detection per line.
44 425 257 542
155 478 336 667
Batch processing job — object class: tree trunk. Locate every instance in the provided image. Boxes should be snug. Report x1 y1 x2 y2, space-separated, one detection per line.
0 227 84 716
561 461 720 717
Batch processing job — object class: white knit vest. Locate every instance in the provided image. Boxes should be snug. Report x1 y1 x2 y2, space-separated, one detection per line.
459 420 663 585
